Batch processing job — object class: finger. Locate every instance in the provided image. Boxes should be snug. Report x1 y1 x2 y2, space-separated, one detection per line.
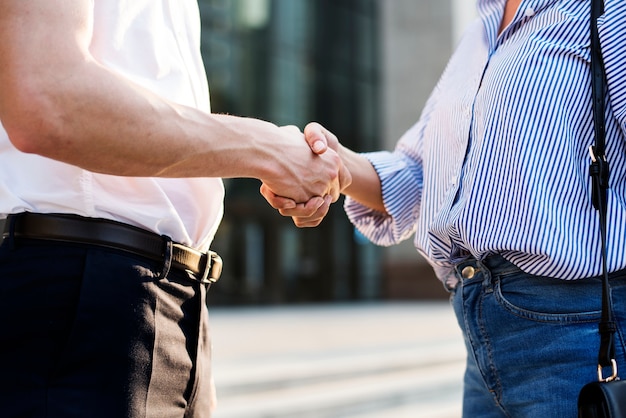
260 183 296 210
325 156 352 203
308 122 339 147
277 196 325 217
293 216 324 228
304 122 328 154
327 177 341 203
336 164 352 201
326 162 344 202
292 198 331 228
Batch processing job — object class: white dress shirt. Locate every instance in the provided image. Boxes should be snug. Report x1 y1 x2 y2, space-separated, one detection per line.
0 0 224 251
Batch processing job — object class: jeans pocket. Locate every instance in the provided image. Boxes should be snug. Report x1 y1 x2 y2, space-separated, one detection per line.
493 271 602 323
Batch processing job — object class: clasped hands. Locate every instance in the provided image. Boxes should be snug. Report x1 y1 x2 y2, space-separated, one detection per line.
261 122 348 227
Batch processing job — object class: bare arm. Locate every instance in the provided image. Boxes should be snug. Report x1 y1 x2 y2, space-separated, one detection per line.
0 0 343 203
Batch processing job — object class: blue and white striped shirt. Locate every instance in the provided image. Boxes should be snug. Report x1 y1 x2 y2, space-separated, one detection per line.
345 0 626 282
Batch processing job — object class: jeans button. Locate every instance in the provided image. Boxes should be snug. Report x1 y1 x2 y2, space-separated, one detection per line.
461 266 476 279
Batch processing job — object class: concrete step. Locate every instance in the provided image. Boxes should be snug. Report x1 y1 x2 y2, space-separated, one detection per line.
213 360 463 418
209 303 465 418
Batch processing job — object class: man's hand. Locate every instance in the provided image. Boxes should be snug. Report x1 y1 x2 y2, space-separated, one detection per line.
260 185 333 227
257 124 346 205
260 122 351 227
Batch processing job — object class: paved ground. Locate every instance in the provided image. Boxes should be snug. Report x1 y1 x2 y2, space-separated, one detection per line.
208 302 466 418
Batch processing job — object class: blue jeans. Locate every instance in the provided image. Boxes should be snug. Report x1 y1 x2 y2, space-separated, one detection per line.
0 237 214 417
450 255 626 417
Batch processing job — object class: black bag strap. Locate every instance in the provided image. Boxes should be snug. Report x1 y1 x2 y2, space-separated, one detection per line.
588 0 617 382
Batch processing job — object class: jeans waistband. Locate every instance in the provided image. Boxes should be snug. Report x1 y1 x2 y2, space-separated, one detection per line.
446 254 626 292
444 255 518 291
1 212 222 284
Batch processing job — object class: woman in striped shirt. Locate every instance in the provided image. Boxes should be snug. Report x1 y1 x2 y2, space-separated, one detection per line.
265 0 626 416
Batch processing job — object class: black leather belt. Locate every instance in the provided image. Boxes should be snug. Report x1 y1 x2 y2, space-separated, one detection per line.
1 212 222 284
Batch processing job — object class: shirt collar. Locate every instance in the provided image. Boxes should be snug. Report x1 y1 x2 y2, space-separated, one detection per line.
477 0 565 50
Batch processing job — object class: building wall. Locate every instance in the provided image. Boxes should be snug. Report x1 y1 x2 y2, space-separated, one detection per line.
378 0 476 298
199 0 383 305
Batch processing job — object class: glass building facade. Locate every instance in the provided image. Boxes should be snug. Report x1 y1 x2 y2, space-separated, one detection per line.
198 0 382 305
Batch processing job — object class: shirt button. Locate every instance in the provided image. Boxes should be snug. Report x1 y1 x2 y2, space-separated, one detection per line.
524 7 536 17
461 266 476 279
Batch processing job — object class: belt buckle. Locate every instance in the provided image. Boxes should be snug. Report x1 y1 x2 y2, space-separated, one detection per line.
201 251 223 284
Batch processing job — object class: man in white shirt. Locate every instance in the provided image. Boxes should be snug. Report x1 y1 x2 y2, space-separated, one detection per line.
0 1 348 417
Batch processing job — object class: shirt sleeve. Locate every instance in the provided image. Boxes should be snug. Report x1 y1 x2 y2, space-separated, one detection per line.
344 121 425 247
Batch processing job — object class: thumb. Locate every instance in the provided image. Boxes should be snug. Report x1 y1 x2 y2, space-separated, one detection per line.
304 122 328 155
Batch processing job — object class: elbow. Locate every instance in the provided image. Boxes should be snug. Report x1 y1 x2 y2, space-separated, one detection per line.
6 125 57 157
1 88 65 156
4 125 43 155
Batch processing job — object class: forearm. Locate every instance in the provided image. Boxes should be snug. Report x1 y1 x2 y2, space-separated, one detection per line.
337 145 386 214
3 59 287 179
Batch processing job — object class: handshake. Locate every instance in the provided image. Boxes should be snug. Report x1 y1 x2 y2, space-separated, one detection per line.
259 122 352 228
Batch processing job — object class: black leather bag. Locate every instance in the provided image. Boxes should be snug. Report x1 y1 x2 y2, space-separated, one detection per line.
579 380 626 417
577 0 626 416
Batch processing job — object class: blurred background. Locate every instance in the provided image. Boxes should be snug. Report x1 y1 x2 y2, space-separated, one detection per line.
200 0 476 306
198 0 477 416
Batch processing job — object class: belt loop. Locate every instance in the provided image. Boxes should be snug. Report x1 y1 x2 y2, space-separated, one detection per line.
478 259 494 293
201 251 223 286
159 235 173 279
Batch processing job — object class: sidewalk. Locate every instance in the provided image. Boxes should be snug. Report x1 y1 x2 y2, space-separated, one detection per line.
208 302 465 418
